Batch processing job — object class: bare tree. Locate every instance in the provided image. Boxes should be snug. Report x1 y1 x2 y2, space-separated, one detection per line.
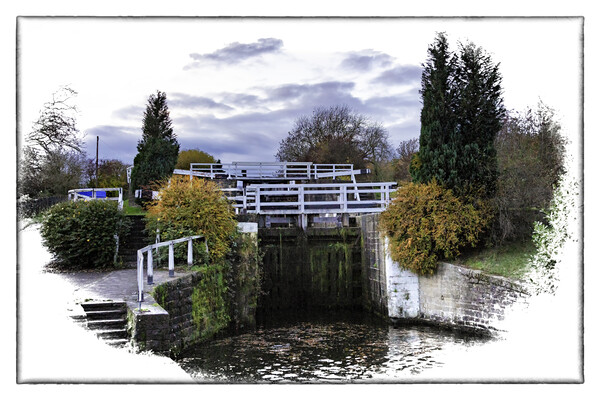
19 86 87 198
276 105 392 175
393 138 419 183
27 86 85 155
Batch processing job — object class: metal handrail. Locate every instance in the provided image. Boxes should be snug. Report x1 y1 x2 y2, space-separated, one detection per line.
136 235 207 302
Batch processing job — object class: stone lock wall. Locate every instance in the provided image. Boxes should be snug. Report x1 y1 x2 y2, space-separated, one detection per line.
418 262 528 332
358 213 529 334
128 223 260 354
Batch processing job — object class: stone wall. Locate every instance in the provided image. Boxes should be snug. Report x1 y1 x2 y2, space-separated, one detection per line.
129 222 260 354
358 213 529 334
418 262 528 332
359 213 388 316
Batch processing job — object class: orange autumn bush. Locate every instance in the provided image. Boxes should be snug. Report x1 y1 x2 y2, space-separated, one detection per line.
145 176 237 264
380 180 491 275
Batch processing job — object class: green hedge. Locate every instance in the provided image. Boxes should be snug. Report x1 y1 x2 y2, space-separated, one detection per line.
40 200 131 270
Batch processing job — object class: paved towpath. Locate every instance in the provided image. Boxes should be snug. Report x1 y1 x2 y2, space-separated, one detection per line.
60 266 194 307
17 222 195 383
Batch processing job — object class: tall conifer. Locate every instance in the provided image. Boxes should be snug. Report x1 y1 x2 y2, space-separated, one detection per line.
413 33 505 198
131 91 180 190
454 42 505 197
412 32 459 187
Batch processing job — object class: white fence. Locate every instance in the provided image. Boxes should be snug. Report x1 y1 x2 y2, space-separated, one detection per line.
225 182 396 215
173 162 368 181
136 235 207 302
68 188 123 210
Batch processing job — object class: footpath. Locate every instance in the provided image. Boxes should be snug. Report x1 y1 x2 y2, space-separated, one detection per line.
17 222 194 383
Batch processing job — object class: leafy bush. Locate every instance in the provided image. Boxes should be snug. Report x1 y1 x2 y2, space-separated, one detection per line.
40 200 131 270
379 181 491 275
489 103 566 245
175 149 216 170
145 176 238 264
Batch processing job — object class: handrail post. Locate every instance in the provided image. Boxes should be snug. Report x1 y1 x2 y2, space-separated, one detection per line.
341 185 347 212
147 248 154 285
187 238 193 267
137 250 144 302
168 241 175 277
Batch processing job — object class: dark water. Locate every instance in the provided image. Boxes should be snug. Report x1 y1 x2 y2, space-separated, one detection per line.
177 312 489 383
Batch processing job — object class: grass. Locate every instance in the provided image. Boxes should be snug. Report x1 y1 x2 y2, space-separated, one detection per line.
452 240 536 281
122 199 146 216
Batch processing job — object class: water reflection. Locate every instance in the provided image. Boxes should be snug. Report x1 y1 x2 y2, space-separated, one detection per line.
177 312 488 383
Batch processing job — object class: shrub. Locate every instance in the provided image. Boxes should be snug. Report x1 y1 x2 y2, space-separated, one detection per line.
40 200 131 270
145 176 238 264
379 181 491 275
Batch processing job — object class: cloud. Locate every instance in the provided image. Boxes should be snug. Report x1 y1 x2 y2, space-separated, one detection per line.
371 65 422 86
111 105 145 121
340 50 394 71
84 125 140 164
185 38 284 69
169 93 233 112
264 81 361 110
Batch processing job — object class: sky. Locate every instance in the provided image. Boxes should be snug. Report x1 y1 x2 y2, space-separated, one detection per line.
17 17 583 168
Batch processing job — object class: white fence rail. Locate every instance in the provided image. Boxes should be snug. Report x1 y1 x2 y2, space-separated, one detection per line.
136 235 207 302
68 187 123 210
173 162 368 181
238 182 396 215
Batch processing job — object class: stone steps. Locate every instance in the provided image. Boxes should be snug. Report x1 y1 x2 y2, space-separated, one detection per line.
77 301 129 347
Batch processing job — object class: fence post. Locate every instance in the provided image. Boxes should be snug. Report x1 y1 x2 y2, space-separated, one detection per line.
187 238 193 267
137 250 144 302
168 241 175 277
256 187 261 214
147 248 154 285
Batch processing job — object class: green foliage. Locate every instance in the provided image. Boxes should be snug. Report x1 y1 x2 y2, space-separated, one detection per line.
131 91 179 191
145 176 238 264
380 181 491 275
490 103 567 244
191 264 231 340
175 149 216 170
86 159 129 190
527 176 577 295
413 33 505 198
40 200 131 270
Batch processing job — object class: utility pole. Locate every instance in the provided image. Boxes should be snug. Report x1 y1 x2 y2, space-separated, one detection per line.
95 136 99 187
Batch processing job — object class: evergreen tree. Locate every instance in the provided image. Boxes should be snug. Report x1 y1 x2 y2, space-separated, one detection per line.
411 32 459 187
454 42 505 197
412 34 505 198
131 91 180 190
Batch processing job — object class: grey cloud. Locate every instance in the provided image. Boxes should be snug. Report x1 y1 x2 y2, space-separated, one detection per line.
84 125 140 164
169 93 233 112
186 38 283 68
112 105 145 121
372 65 422 86
340 50 394 71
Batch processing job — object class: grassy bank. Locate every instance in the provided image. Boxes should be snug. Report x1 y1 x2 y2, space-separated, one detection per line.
452 240 536 281
123 199 146 216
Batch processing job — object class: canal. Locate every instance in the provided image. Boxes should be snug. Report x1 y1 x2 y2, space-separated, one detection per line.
176 311 490 383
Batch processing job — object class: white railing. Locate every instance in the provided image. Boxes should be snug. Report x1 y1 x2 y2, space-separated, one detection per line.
136 235 207 302
68 187 123 210
173 162 368 181
243 182 397 215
